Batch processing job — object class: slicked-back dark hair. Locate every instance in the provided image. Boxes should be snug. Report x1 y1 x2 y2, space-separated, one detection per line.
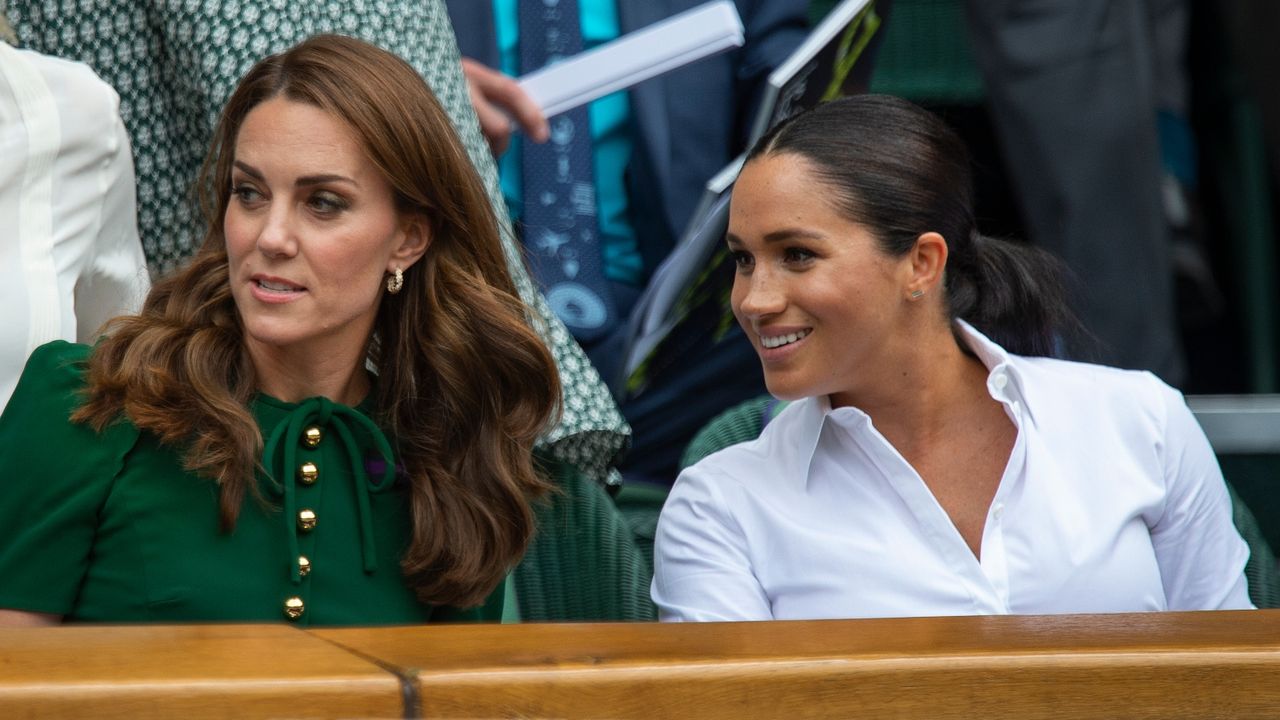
747 94 1081 357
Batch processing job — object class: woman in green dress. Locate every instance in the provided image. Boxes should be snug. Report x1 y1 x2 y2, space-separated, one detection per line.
0 34 560 626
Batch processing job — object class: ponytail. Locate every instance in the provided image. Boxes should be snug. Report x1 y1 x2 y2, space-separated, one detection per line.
945 232 1083 358
750 95 1086 358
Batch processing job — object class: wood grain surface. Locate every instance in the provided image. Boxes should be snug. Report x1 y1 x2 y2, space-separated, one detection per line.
5 612 1277 719
0 624 403 719
314 609 1280 719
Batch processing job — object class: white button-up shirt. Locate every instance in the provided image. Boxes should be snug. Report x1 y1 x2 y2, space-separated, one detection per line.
653 322 1253 621
0 43 150 412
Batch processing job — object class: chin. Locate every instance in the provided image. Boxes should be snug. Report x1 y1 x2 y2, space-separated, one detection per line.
242 321 307 350
762 376 812 402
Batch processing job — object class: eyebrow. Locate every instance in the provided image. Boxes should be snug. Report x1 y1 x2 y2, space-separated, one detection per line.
726 228 826 245
232 161 359 188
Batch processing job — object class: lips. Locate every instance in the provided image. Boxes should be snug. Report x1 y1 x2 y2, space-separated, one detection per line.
759 328 811 349
248 274 307 304
251 275 305 293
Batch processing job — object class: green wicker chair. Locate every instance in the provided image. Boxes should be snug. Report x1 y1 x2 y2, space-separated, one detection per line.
681 394 1280 609
516 455 656 621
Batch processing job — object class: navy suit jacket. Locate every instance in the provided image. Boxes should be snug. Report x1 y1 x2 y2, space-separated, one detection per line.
445 0 809 483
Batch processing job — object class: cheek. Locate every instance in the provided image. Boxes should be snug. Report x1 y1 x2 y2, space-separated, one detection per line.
729 276 749 324
313 240 388 297
223 208 255 260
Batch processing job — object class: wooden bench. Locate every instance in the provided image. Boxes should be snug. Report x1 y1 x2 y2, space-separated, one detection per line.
3 610 1278 718
0 624 401 719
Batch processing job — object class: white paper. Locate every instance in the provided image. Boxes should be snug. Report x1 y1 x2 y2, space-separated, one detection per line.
518 0 745 117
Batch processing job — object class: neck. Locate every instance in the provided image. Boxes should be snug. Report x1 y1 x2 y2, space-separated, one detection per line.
246 337 371 407
831 320 992 455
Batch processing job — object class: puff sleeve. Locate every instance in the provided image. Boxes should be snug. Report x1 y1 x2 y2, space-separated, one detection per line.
0 341 139 614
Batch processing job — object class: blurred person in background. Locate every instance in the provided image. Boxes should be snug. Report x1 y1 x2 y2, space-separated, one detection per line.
0 28 150 412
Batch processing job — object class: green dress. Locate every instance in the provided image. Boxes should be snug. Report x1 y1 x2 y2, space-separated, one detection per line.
0 341 500 625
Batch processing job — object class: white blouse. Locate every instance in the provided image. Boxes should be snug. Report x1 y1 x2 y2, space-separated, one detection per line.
653 322 1253 621
0 43 149 411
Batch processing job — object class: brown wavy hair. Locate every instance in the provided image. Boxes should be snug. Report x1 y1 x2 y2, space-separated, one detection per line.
73 34 560 607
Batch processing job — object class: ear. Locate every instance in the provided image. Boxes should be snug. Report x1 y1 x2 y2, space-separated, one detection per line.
905 231 948 299
389 214 431 272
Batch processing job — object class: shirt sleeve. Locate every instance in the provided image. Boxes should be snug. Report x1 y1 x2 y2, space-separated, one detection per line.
0 341 138 615
652 464 772 621
73 83 149 344
1149 381 1254 610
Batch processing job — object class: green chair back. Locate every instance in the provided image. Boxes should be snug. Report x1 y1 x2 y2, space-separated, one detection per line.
516 456 656 621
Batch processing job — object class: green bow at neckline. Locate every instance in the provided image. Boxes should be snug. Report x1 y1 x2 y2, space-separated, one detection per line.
261 396 397 584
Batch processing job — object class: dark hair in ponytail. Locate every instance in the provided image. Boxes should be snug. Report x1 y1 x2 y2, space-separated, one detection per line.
746 94 1082 357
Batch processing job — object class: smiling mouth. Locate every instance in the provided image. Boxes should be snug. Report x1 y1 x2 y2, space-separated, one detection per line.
760 329 811 349
255 279 303 293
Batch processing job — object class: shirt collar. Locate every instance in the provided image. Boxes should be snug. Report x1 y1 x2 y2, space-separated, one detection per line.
789 394 831 488
788 320 1031 488
953 320 1032 418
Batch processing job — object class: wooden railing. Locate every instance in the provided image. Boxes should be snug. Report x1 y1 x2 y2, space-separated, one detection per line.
3 610 1279 719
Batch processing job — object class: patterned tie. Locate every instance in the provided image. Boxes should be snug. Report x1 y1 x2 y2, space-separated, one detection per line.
519 0 616 344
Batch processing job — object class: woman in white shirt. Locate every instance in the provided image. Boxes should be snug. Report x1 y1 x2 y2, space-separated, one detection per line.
652 94 1253 622
0 39 150 411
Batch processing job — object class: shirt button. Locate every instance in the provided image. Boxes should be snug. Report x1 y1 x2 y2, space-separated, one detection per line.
283 596 305 620
993 503 1005 520
298 555 311 577
991 372 1009 391
302 426 323 448
298 461 319 486
298 508 317 532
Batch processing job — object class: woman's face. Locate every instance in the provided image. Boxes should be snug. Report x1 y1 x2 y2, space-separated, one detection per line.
225 96 425 363
727 153 914 404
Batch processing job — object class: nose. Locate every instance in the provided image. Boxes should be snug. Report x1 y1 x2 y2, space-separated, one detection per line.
256 203 298 259
732 267 785 321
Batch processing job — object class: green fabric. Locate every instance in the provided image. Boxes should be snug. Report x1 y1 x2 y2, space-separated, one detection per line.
867 0 985 103
515 456 656 621
809 0 984 103
680 395 777 470
1227 484 1280 608
4 0 629 483
613 483 671 578
0 341 499 625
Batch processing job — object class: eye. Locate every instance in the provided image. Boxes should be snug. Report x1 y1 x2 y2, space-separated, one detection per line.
307 191 349 215
231 183 263 205
730 249 754 272
783 246 816 264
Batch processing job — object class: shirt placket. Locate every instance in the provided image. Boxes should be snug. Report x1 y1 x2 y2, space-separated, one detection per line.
851 417 1005 614
978 367 1029 612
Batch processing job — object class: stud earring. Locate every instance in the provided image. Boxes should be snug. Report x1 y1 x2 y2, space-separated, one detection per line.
386 267 404 295
910 289 924 299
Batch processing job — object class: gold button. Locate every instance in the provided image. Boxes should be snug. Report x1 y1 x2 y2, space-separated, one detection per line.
298 555 311 577
283 596 304 620
298 461 319 486
298 508 317 532
302 426 323 448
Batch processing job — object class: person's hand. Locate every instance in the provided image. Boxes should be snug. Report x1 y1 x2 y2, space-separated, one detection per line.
460 57 549 156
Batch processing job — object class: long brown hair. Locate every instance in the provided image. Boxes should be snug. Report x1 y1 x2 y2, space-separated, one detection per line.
74 34 561 607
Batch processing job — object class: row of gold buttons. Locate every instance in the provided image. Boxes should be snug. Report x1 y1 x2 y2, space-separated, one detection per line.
285 426 323 620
